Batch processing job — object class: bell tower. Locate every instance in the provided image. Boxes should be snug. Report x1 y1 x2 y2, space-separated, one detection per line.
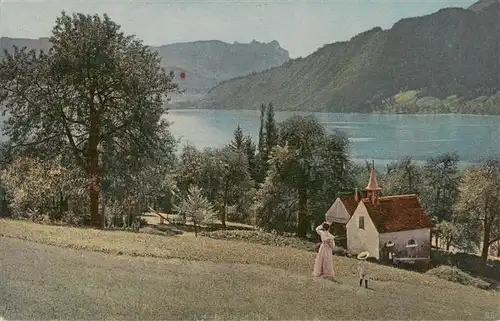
366 160 381 205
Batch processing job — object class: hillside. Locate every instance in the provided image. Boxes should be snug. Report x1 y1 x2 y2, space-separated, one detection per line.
1 220 500 320
0 38 290 102
201 2 500 114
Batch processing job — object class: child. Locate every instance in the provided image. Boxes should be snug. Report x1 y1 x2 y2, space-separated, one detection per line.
357 251 369 288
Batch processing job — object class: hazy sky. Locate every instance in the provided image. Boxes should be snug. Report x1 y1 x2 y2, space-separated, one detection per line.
0 0 477 58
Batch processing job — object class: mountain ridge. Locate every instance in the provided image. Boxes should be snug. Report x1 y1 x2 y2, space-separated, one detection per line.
0 37 290 102
198 3 500 114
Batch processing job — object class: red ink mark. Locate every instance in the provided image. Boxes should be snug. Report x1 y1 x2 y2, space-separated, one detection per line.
180 71 186 80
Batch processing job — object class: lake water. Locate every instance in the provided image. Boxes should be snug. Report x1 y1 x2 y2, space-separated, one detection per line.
166 109 500 169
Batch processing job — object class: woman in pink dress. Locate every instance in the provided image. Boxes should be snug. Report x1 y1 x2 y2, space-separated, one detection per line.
312 222 335 280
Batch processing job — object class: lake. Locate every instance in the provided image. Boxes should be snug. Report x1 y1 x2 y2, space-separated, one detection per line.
166 109 500 169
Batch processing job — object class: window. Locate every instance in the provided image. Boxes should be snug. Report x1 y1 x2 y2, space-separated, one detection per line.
406 239 417 247
358 216 365 229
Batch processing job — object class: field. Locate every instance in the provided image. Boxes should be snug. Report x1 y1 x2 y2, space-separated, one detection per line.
1 219 499 320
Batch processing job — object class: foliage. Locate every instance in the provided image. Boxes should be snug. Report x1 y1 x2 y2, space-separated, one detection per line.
436 221 459 251
1 156 87 223
175 145 253 226
264 102 278 155
420 153 460 222
254 144 299 234
382 156 422 195
214 147 254 225
0 12 178 227
256 115 351 237
454 160 500 275
198 229 315 251
229 124 245 152
426 266 491 290
173 185 217 236
243 135 258 183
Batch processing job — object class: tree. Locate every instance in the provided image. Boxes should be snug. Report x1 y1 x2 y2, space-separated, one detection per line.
229 124 245 152
256 103 267 183
257 102 278 180
265 102 278 153
176 145 208 199
1 156 86 223
243 135 258 182
383 156 422 195
273 115 351 238
454 160 500 276
257 104 266 157
215 147 253 226
436 221 458 251
173 185 217 237
0 12 177 228
420 153 460 222
254 144 298 234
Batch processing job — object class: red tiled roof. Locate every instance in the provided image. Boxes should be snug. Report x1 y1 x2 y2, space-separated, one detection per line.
338 196 359 216
361 194 434 233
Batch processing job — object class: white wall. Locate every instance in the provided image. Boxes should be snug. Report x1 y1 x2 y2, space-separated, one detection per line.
325 198 351 224
379 228 431 259
346 202 379 258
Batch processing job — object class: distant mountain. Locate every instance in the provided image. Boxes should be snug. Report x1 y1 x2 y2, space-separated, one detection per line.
200 2 500 114
0 38 290 102
468 0 499 13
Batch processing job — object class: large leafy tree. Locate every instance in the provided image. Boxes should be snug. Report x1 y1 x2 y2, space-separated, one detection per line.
175 145 253 226
216 147 253 225
383 156 422 195
1 156 86 223
254 144 298 234
420 153 460 222
0 12 177 228
270 115 351 238
454 160 500 276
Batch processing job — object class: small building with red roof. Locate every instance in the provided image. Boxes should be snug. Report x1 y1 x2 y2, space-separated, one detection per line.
324 194 359 248
343 165 434 261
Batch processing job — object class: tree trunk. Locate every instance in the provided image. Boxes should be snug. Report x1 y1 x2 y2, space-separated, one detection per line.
480 220 491 277
296 187 308 238
194 220 198 237
88 108 101 229
497 240 500 257
221 178 228 228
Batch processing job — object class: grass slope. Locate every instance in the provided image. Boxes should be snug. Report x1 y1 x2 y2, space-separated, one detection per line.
1 219 499 320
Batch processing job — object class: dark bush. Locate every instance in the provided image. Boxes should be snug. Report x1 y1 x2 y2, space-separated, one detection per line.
199 230 315 251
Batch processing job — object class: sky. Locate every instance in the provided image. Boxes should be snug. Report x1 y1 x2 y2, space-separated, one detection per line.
0 0 478 58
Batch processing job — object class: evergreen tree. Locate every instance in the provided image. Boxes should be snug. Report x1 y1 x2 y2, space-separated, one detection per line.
255 103 267 184
257 104 266 156
265 102 278 151
229 124 245 151
243 135 258 181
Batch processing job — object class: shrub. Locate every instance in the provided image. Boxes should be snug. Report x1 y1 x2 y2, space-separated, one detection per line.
426 265 491 290
199 230 315 251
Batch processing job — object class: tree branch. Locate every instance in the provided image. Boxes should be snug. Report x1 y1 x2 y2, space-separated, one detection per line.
11 134 60 148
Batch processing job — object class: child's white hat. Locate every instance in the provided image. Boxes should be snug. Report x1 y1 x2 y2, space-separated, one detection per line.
357 251 370 260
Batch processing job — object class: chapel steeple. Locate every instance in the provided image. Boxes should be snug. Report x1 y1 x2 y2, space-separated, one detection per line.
365 160 381 205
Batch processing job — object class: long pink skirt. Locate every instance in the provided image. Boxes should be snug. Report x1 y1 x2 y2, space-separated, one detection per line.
312 243 334 277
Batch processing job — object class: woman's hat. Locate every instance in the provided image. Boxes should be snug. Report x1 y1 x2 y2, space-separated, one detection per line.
386 241 395 247
357 251 370 260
